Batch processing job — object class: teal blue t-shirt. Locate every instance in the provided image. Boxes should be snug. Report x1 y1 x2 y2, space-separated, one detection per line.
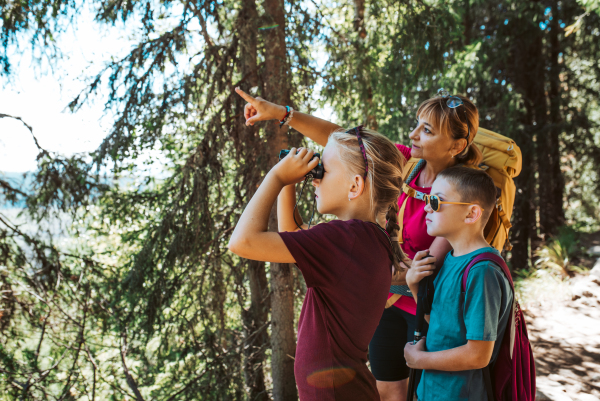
416 247 513 401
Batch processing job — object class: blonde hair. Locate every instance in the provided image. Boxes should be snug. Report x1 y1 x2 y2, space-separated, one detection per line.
329 128 410 268
417 94 482 166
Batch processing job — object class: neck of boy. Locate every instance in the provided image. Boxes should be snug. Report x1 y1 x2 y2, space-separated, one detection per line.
446 231 491 257
420 158 457 187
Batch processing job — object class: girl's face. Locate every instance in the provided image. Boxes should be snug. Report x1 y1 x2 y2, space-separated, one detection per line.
409 114 460 162
311 141 356 216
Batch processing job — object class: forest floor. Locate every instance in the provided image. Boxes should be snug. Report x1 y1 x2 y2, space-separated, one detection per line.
523 232 600 401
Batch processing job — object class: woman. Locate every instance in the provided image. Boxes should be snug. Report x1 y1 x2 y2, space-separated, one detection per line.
235 87 481 401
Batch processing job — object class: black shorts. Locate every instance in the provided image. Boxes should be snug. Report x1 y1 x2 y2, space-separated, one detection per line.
369 306 429 382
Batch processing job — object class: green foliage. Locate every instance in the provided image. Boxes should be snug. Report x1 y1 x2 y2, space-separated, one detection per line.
1 0 321 398
2 0 600 399
534 226 586 277
576 0 600 15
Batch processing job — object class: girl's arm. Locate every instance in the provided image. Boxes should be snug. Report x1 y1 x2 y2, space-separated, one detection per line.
229 148 319 262
404 338 494 371
278 184 307 232
235 87 340 147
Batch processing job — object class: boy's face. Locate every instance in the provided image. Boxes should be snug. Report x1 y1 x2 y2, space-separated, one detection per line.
425 177 482 238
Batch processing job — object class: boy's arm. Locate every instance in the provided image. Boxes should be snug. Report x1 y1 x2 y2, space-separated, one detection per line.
236 87 340 147
404 338 494 371
278 184 307 232
229 148 318 263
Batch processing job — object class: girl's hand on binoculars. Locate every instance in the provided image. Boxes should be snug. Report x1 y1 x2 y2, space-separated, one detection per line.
235 87 287 126
406 250 436 288
272 147 320 186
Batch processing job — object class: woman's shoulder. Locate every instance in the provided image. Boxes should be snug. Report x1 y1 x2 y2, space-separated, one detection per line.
395 143 412 160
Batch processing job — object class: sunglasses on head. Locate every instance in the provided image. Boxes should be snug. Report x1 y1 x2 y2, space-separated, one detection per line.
424 194 483 213
437 88 471 143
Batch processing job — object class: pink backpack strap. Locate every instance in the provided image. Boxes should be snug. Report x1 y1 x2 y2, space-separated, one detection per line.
461 252 513 401
461 252 513 293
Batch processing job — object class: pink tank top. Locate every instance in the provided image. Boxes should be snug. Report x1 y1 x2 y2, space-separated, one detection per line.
389 145 436 314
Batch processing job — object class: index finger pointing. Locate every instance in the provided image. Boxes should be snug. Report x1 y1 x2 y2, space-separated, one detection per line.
235 87 256 104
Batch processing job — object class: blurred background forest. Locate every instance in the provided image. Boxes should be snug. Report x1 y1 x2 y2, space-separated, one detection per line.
1 0 600 399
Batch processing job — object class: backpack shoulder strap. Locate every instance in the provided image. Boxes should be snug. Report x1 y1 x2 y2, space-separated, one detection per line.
461 252 513 292
402 157 422 181
483 365 495 401
461 252 513 401
397 159 426 244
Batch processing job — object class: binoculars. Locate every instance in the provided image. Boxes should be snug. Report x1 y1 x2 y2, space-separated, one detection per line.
278 149 325 179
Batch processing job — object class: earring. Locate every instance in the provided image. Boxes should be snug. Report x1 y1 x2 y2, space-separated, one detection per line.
348 198 352 201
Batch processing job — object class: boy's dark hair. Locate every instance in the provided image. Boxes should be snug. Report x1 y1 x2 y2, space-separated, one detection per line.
438 166 497 224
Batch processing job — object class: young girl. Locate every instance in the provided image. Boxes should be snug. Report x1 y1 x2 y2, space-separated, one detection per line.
228 125 408 400
236 87 480 400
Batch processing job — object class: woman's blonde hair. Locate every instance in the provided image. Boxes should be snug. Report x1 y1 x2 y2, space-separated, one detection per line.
417 94 482 166
329 127 409 268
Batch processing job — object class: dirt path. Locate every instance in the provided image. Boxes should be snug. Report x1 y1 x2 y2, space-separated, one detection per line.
524 262 600 401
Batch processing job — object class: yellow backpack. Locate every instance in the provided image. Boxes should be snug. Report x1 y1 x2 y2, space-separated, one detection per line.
399 128 522 252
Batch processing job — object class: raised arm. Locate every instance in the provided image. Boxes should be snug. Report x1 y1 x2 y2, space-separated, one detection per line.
278 184 307 232
235 87 341 147
228 148 319 262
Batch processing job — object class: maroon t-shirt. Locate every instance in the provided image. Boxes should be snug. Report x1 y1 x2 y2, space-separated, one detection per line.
279 219 392 401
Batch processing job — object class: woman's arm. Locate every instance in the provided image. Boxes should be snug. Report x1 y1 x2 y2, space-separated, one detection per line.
228 148 319 263
392 235 450 286
406 250 436 304
284 111 341 147
404 338 494 371
429 236 452 268
235 87 341 147
278 184 307 232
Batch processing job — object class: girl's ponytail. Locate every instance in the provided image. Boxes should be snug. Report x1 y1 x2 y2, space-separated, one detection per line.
330 127 410 270
385 200 409 269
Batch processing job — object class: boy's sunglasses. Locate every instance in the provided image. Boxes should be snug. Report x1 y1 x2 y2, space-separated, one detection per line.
424 194 483 213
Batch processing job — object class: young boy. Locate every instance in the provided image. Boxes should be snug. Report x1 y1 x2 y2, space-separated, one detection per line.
404 166 513 401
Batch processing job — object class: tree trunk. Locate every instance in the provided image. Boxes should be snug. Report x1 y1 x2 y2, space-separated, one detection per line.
533 7 564 238
262 0 298 398
509 21 547 267
353 0 377 130
238 1 270 399
547 1 565 231
511 151 535 270
353 0 367 39
464 0 471 46
242 260 271 401
240 0 259 89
